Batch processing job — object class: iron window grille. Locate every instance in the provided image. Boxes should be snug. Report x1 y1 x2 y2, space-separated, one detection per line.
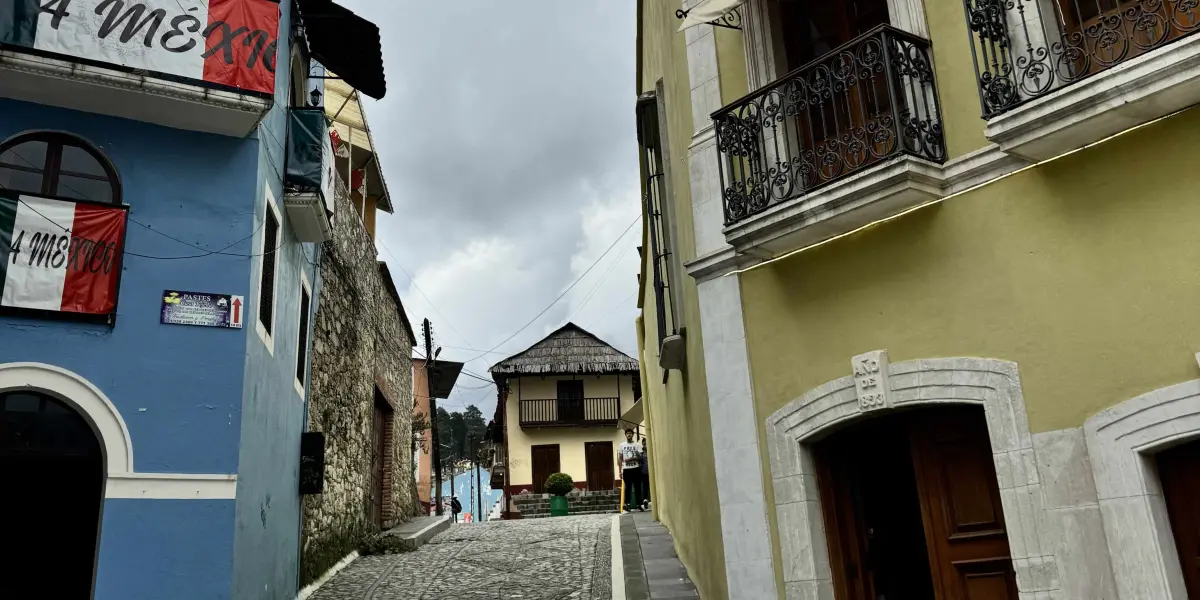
713 24 946 226
963 0 1200 117
636 94 678 348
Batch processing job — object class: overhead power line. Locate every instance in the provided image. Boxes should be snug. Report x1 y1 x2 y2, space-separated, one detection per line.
463 214 640 365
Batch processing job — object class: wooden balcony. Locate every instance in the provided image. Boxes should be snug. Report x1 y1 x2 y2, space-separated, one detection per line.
518 397 620 428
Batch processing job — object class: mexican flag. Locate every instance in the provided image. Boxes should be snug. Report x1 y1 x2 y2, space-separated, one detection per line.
0 192 128 316
0 0 280 95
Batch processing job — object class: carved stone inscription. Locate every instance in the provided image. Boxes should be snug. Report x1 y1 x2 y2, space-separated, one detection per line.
852 350 891 411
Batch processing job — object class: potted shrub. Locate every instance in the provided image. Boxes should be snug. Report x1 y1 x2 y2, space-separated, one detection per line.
545 473 574 517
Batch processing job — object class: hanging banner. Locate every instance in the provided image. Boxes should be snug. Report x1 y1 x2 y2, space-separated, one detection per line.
0 0 280 95
0 191 128 317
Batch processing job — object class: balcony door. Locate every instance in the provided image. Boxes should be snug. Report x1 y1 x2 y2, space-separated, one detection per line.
769 0 895 189
557 380 584 423
775 0 890 71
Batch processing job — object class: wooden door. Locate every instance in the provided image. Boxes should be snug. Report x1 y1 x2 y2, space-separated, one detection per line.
1157 439 1200 598
531 444 560 494
585 442 615 491
910 407 1018 600
557 380 585 422
369 400 387 527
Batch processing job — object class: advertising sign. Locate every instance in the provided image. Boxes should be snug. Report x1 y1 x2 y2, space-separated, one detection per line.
0 191 128 317
161 290 245 329
0 0 281 95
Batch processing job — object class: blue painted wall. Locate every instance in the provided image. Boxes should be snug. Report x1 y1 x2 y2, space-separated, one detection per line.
95 499 236 600
0 99 258 474
230 0 320 596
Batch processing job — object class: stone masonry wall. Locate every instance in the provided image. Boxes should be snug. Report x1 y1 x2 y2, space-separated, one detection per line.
300 186 418 586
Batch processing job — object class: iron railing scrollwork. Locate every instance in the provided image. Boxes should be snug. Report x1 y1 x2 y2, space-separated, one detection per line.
675 5 744 30
964 0 1200 117
712 25 945 226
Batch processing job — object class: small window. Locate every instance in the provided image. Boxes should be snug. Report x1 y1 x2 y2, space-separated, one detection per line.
295 277 312 388
0 132 120 204
636 93 679 347
256 190 282 351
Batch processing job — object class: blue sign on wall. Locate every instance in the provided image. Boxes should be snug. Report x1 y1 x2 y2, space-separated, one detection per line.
161 290 245 329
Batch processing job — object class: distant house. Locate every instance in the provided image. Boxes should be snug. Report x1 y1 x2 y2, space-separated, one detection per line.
489 323 639 516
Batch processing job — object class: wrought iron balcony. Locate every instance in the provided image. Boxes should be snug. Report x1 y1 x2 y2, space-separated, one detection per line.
964 0 1200 117
713 25 945 226
518 398 620 428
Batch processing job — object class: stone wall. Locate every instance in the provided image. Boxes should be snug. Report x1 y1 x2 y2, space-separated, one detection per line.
300 186 418 585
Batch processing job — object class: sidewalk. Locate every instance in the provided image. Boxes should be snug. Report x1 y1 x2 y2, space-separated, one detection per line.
619 512 699 600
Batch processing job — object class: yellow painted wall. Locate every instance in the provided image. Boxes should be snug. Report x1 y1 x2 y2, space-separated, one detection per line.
504 374 636 487
740 107 1200 591
632 1 748 598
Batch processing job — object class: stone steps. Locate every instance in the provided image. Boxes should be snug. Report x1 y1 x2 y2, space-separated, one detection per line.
511 490 621 519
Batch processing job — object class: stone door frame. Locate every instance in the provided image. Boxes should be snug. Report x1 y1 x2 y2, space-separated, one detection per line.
1084 378 1200 600
765 355 1060 599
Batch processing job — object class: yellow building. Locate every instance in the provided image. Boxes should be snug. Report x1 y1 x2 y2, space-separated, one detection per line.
490 323 640 515
635 0 1200 599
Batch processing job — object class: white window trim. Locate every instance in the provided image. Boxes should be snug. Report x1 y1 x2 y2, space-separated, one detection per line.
294 268 312 399
255 187 282 356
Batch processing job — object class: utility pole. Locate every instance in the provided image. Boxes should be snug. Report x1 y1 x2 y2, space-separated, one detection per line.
475 436 484 522
424 318 443 517
468 434 475 523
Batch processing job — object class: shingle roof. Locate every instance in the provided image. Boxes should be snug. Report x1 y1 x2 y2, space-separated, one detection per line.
489 323 639 378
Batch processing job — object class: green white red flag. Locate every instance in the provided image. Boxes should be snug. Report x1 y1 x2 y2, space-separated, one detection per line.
0 191 128 316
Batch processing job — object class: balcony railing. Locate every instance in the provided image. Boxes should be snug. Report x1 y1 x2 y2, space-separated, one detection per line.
964 0 1200 117
713 25 945 226
519 398 620 428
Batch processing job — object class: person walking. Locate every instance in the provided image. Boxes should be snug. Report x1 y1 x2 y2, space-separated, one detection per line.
639 435 650 511
618 428 644 511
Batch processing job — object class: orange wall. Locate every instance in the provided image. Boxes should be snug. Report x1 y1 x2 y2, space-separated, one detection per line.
413 358 432 508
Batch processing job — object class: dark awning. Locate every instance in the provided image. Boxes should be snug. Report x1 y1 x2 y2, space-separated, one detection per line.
296 0 387 99
428 361 464 399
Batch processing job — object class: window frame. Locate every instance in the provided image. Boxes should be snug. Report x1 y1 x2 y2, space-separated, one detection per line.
255 187 283 355
0 131 122 205
294 268 312 398
636 90 681 349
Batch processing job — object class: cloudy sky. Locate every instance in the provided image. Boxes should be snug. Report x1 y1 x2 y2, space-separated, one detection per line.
339 0 641 417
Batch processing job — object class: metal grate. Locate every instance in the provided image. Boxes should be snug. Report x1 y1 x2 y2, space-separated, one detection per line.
713 25 945 226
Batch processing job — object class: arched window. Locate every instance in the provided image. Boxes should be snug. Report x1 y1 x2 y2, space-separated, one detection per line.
0 132 121 204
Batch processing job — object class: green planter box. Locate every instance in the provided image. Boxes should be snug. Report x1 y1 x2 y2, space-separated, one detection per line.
549 495 569 517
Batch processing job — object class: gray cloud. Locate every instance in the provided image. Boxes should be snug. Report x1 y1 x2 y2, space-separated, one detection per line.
338 0 641 417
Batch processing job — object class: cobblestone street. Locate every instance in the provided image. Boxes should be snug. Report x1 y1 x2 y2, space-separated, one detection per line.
309 515 613 600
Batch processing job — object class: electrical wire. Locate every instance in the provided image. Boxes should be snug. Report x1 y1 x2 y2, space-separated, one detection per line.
463 214 641 365
590 289 639 328
567 234 638 322
377 239 474 348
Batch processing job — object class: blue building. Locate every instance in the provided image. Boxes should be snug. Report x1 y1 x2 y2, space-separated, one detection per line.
0 1 385 598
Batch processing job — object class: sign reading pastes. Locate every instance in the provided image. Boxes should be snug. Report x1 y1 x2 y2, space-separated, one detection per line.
161 290 245 329
0 191 128 316
1 0 280 95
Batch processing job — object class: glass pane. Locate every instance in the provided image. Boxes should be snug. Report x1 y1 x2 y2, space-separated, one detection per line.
3 394 42 413
60 145 107 177
56 175 113 203
0 166 46 194
0 141 48 171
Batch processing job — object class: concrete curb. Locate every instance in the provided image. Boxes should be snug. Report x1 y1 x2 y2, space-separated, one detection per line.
611 515 626 600
386 515 451 551
295 551 358 600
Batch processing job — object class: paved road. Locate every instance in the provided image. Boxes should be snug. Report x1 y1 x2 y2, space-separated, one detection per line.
310 515 612 600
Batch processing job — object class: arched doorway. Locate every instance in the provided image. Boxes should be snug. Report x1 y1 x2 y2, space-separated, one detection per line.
814 405 1017 600
0 390 104 598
